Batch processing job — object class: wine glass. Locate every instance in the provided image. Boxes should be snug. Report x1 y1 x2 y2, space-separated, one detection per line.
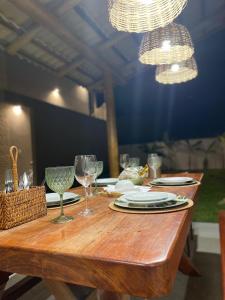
5 169 13 193
129 157 140 168
147 155 162 179
45 166 75 224
74 155 96 216
94 161 103 193
120 154 129 170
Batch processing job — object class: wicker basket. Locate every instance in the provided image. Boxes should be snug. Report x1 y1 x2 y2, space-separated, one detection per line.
0 146 47 230
0 186 47 230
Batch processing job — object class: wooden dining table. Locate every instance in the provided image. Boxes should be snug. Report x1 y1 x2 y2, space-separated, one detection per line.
0 172 203 300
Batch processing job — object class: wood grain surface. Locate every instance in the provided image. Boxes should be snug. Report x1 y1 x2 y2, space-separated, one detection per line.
0 173 203 299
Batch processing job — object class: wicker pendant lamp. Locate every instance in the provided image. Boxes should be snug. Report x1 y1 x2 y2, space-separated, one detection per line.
139 23 194 65
108 0 188 33
155 57 198 84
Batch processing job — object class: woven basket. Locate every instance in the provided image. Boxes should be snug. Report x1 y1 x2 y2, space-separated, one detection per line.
139 23 194 65
155 57 198 84
0 146 47 230
0 186 47 230
108 0 188 33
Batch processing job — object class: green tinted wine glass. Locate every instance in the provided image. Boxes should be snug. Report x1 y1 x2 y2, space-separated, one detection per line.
45 166 75 224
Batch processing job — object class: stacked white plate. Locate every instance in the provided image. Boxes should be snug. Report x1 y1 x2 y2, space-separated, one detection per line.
46 192 80 208
151 177 196 186
114 192 188 210
104 184 150 195
96 178 118 186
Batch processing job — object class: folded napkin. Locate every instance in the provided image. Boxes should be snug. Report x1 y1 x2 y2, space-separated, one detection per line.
119 167 144 185
104 180 150 194
108 180 136 193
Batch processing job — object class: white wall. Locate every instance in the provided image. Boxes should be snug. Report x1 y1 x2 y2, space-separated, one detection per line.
0 51 106 120
120 137 224 171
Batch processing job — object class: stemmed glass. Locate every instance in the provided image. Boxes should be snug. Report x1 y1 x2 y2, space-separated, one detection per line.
74 155 96 216
120 154 129 170
147 154 162 179
94 161 103 193
5 169 13 193
129 157 140 168
45 166 75 224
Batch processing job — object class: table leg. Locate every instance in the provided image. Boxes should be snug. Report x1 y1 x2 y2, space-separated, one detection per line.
97 289 130 300
179 254 201 276
44 279 95 300
44 279 78 300
0 271 11 299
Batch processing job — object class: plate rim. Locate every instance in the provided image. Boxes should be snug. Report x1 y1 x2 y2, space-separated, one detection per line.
151 180 197 186
119 192 177 204
46 192 80 203
153 177 194 183
122 192 177 202
114 198 188 210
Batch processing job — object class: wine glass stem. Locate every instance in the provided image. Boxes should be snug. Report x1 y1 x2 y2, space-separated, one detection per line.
84 186 88 211
60 193 64 216
95 177 97 192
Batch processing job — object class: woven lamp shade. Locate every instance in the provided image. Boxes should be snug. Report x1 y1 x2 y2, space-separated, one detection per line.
108 0 188 33
139 23 194 65
155 57 198 84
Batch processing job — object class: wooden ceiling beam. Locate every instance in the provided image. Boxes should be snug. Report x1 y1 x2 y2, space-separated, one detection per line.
10 0 124 84
6 24 41 55
0 19 97 85
88 79 103 90
58 33 129 77
56 0 82 16
58 57 85 77
6 0 82 56
98 33 129 51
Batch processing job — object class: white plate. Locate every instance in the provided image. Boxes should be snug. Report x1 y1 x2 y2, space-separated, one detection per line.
96 178 118 185
119 192 177 205
124 192 176 202
46 192 80 204
104 185 150 194
114 198 188 210
155 177 193 184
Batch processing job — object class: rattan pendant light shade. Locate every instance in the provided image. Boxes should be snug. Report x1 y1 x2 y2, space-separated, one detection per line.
108 0 188 33
139 23 194 65
155 57 198 84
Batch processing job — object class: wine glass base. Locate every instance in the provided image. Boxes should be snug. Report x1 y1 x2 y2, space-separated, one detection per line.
51 215 74 224
78 208 93 216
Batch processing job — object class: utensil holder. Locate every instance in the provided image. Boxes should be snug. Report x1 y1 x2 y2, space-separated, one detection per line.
0 186 47 230
0 146 47 230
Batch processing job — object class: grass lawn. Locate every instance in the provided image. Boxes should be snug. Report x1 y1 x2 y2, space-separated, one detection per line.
193 170 225 223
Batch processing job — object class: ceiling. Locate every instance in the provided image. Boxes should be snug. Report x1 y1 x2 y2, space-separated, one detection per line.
0 0 224 91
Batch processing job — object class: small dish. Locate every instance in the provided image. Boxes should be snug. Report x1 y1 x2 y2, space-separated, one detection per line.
153 177 193 184
114 198 188 210
46 192 80 206
96 178 118 186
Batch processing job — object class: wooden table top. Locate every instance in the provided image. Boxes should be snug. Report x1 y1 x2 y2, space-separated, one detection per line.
0 172 203 298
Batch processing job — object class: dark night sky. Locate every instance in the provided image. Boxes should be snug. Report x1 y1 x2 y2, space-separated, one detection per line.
115 29 225 145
